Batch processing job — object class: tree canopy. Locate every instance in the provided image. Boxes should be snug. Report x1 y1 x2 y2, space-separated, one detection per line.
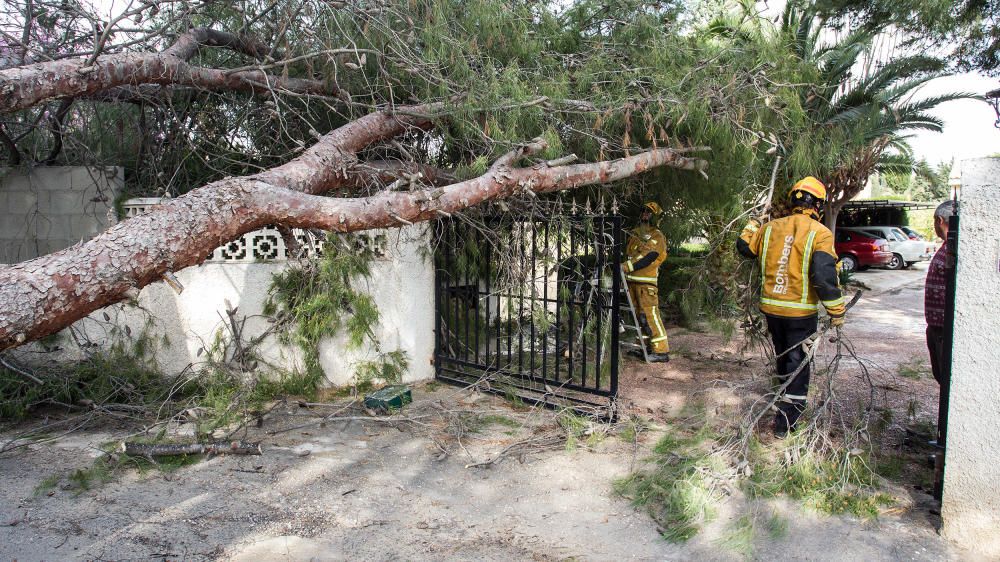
0 0 981 347
816 0 1000 76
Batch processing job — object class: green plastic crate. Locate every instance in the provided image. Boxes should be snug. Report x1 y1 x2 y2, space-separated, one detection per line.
364 385 412 413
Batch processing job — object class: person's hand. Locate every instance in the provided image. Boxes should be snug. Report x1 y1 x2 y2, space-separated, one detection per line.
830 315 845 328
742 218 761 233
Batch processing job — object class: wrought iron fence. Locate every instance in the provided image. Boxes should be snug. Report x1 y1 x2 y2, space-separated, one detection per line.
433 214 622 415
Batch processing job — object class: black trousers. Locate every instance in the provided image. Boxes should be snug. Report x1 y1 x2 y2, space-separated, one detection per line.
766 314 818 429
926 325 946 387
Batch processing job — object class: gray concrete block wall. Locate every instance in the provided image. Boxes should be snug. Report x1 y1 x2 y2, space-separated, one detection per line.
0 166 122 264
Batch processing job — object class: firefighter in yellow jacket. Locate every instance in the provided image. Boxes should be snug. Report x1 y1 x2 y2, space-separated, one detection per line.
737 177 846 436
623 202 670 362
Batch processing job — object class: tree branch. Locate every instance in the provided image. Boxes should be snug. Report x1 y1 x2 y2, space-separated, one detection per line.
342 160 458 189
162 28 272 61
0 103 705 350
42 98 74 164
0 28 342 115
0 103 432 349
0 124 20 165
258 142 707 231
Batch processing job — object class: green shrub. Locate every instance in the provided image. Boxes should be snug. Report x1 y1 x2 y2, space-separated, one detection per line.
266 232 409 388
1 342 171 420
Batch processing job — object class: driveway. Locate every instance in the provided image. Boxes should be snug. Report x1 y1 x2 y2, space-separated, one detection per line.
0 262 966 561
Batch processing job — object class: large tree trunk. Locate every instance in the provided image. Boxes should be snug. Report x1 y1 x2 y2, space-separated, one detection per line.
0 105 706 350
0 28 341 114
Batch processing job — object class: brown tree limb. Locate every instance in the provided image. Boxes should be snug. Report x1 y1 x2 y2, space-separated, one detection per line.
119 441 262 457
0 105 432 349
342 160 458 190
42 98 74 164
258 141 707 232
18 0 33 67
162 28 272 61
0 28 341 115
0 110 705 350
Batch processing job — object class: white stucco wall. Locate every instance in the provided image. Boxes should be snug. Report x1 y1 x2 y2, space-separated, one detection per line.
316 225 435 385
941 157 1000 554
15 224 435 388
34 263 303 374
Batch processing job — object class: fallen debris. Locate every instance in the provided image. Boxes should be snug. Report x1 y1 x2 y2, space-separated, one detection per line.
119 441 262 457
363 385 412 413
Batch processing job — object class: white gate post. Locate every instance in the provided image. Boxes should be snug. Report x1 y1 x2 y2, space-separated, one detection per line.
942 157 1000 555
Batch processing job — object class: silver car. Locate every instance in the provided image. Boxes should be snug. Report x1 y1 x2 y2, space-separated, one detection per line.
840 226 935 270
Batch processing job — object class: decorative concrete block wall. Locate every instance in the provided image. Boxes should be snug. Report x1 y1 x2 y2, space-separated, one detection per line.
942 157 1000 555
13 196 436 387
0 166 121 264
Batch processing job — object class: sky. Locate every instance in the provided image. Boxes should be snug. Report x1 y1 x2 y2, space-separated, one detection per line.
906 73 1000 166
750 1 1000 167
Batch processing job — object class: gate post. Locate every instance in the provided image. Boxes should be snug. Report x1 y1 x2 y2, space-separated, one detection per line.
941 157 1000 556
609 215 623 399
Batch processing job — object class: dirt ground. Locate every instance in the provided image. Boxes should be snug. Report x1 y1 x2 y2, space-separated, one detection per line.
0 263 966 561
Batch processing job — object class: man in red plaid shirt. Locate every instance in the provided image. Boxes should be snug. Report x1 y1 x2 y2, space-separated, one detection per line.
925 200 956 387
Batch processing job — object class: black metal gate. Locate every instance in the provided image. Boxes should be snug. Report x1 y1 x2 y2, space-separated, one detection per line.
433 214 622 416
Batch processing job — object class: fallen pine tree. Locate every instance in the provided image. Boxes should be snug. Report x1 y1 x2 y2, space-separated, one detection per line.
0 4 718 351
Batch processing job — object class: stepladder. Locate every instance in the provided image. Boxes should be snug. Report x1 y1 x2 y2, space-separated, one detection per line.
618 267 652 363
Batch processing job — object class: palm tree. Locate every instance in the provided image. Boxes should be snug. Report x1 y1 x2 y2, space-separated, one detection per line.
780 2 978 229
708 2 977 230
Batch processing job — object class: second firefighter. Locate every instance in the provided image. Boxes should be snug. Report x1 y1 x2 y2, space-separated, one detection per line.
623 202 670 363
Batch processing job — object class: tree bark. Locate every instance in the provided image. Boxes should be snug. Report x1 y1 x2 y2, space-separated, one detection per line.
824 139 891 236
0 28 341 115
119 441 262 457
0 105 705 351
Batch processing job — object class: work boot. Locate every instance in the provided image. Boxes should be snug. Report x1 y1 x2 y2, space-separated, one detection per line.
648 352 670 363
773 413 790 438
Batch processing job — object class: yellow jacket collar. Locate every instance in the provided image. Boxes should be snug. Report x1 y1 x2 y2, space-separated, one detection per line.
792 207 820 221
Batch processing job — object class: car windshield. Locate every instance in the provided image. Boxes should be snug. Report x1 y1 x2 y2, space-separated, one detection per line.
889 228 908 242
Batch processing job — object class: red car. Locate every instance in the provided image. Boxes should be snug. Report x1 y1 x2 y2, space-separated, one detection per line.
835 230 893 272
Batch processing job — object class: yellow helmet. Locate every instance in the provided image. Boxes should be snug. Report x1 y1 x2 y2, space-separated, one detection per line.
790 176 827 202
643 201 663 215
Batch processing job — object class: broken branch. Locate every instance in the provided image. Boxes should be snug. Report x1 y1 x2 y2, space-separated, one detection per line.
119 441 262 457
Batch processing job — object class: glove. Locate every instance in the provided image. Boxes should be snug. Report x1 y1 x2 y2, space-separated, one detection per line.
740 218 761 238
830 315 845 328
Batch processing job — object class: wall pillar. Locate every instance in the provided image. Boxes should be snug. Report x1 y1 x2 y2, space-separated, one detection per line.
942 157 1000 555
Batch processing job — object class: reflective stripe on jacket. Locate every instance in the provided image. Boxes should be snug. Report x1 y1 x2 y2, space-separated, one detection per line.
737 210 846 319
623 225 667 283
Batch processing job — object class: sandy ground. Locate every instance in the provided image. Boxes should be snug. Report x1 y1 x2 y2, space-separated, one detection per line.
0 263 965 561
